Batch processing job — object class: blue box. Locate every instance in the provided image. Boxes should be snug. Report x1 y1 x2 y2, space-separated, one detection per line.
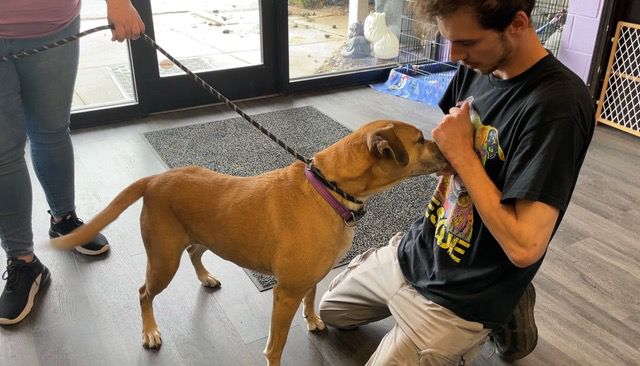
370 62 457 107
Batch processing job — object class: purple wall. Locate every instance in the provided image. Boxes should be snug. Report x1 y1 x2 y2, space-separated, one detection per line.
557 0 604 82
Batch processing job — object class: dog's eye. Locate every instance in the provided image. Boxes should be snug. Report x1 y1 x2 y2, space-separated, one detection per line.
417 135 425 144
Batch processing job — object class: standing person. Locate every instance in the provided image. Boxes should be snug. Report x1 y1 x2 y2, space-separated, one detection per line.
0 0 144 325
319 0 595 364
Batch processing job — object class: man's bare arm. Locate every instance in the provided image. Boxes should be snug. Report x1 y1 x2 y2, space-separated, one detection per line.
432 102 558 267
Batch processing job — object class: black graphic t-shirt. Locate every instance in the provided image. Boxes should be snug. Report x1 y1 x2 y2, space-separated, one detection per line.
397 54 595 329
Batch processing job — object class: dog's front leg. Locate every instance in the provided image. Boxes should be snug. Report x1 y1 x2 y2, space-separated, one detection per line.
264 285 306 366
302 285 326 332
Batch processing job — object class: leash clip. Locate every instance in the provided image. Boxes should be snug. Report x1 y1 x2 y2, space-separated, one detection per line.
344 212 357 227
345 206 367 227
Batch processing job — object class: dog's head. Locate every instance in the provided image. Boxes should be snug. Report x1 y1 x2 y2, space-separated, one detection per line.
314 120 449 198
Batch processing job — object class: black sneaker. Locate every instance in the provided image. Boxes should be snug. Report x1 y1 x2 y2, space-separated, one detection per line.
48 210 110 256
491 282 538 362
0 256 51 325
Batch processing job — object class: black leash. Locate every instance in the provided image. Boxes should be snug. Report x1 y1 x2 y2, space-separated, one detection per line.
0 25 113 62
0 24 364 207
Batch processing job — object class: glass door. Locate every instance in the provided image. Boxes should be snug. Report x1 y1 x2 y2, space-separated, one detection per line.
134 0 280 113
71 0 279 127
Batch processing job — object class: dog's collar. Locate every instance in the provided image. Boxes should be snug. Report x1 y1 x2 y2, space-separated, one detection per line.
304 164 366 226
307 163 364 205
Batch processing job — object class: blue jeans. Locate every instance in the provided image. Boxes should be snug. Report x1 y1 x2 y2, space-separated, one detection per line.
0 17 80 258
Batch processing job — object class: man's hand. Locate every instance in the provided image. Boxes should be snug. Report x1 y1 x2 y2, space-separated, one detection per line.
431 101 476 172
107 0 145 42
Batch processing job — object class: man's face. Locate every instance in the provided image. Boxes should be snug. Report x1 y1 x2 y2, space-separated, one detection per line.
436 8 512 75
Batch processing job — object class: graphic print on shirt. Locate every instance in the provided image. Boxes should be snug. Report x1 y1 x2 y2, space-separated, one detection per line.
426 105 505 263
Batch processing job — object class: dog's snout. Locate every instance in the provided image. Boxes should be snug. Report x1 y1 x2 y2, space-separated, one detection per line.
424 140 450 171
425 140 445 161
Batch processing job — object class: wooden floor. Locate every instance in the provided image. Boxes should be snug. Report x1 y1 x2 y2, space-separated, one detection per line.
1 86 639 366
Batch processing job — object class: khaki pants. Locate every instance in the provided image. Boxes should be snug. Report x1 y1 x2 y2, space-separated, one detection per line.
319 233 490 365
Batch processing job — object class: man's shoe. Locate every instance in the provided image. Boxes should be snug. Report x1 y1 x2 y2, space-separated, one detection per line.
0 256 51 325
492 282 538 362
48 210 110 256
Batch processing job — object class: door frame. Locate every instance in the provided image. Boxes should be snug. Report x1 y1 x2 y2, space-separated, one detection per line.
587 0 624 102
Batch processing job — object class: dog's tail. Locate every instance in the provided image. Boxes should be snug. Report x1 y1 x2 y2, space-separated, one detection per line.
50 176 152 250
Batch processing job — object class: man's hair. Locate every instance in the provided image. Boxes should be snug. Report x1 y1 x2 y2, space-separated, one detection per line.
413 0 536 31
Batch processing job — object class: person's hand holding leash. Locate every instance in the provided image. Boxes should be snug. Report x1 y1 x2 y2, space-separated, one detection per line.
432 100 477 174
107 0 145 42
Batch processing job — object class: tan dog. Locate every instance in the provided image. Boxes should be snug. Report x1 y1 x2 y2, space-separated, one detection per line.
50 120 448 365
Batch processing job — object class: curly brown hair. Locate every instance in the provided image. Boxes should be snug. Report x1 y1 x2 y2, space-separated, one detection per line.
412 0 535 31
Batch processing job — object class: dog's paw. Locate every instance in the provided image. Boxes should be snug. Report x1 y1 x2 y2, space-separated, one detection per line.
199 274 221 288
142 329 162 349
305 314 326 333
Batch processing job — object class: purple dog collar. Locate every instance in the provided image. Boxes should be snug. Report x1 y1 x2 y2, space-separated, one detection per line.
304 165 364 226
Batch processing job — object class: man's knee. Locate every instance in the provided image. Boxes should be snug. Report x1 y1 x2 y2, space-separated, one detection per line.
319 295 391 330
318 293 353 329
318 307 352 329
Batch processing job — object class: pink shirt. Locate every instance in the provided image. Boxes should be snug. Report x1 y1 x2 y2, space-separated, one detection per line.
0 0 81 39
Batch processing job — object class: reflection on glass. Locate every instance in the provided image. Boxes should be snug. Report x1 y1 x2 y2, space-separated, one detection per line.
288 0 400 80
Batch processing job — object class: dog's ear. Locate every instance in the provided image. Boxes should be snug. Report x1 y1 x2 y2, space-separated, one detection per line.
366 124 409 166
